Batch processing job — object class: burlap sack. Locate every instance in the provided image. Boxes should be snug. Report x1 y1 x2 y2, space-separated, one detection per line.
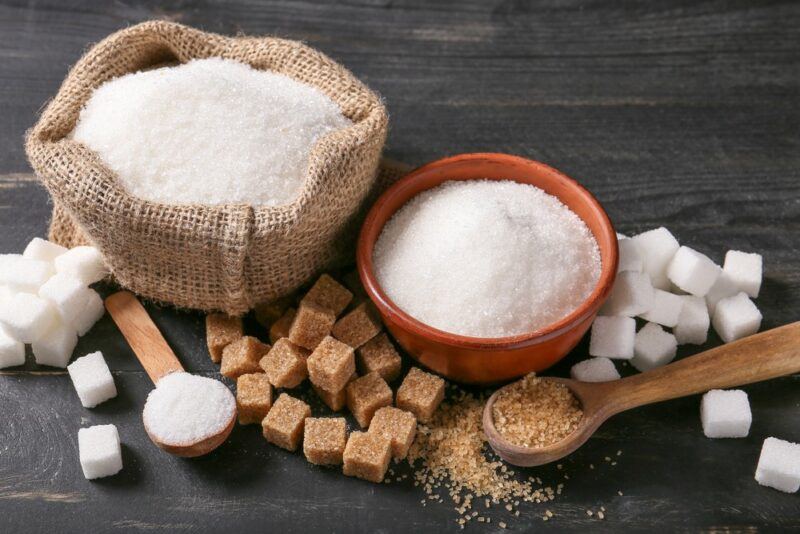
26 21 389 316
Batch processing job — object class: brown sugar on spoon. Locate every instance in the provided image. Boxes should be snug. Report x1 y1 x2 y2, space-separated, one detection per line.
492 374 583 449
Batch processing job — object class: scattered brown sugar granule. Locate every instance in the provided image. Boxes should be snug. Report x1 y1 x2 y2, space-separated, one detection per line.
269 307 296 344
220 336 270 379
303 417 347 465
346 372 393 428
357 332 402 382
343 431 392 483
491 373 583 449
236 373 273 425
262 393 311 451
370 406 417 460
205 313 243 363
312 372 356 411
254 296 293 327
288 301 336 350
307 336 356 393
332 302 382 348
302 274 353 316
259 338 309 388
396 367 445 423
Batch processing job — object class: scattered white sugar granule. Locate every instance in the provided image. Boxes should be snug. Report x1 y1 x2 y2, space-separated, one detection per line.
142 372 235 446
72 58 351 206
373 180 601 338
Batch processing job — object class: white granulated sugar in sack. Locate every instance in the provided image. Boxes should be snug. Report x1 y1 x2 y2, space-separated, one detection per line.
723 250 762 298
632 322 677 372
667 246 721 297
68 351 117 408
372 180 601 338
55 246 108 285
70 290 105 337
674 295 709 345
143 372 236 446
755 437 800 493
630 227 679 290
39 273 92 321
32 319 78 368
0 292 59 343
571 357 620 382
600 271 654 317
78 424 123 480
0 254 53 293
712 292 762 343
23 237 68 263
0 326 25 368
639 288 684 328
705 270 739 315
589 316 635 359
617 236 643 273
72 58 352 207
700 389 751 439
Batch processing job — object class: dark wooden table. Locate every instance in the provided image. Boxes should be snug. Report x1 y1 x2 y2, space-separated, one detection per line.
1 1 798 532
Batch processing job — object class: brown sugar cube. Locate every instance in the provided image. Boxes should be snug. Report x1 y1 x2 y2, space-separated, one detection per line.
206 313 243 363
269 307 296 344
288 302 336 350
369 406 417 460
301 273 353 316
307 336 355 393
357 333 402 382
220 336 270 379
312 372 356 411
332 302 382 349
342 431 392 483
236 373 273 425
396 367 445 423
259 338 310 388
346 372 393 428
254 296 294 327
261 393 311 451
303 417 347 465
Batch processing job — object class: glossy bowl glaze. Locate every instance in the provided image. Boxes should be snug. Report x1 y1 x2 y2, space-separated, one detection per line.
357 153 618 384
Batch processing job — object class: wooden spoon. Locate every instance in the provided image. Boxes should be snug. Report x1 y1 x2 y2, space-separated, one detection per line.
105 291 236 457
483 322 800 467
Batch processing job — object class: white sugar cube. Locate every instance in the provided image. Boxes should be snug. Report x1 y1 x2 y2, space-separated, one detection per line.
600 271 654 317
674 295 709 345
78 424 123 480
616 232 627 240
723 250 762 298
67 351 117 407
712 292 762 343
55 246 108 285
571 357 620 382
589 316 635 359
0 292 59 343
0 285 14 305
667 246 721 297
23 237 68 263
639 289 684 328
700 389 751 438
38 273 91 321
31 320 78 368
0 254 53 293
70 290 105 336
0 326 25 368
755 437 800 493
630 227 679 290
705 270 738 315
617 237 643 273
632 322 677 372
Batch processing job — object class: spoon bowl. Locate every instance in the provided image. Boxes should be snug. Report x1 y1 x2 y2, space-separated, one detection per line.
483 322 800 467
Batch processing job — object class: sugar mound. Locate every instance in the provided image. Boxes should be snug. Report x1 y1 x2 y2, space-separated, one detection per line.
142 372 235 446
373 180 601 338
72 58 351 206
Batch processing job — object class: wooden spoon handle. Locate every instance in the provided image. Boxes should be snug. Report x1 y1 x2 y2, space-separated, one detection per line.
105 291 184 384
603 322 800 414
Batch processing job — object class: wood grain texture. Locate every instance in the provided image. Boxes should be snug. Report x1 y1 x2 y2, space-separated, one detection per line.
0 0 799 532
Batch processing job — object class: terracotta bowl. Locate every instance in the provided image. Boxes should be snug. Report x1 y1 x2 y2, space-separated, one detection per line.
356 153 618 385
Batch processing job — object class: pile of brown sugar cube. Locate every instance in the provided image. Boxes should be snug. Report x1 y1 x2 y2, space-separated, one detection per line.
205 273 446 483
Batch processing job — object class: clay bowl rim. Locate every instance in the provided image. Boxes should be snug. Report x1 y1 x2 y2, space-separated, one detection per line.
356 152 618 351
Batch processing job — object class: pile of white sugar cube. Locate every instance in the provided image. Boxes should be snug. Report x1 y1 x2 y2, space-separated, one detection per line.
0 237 122 479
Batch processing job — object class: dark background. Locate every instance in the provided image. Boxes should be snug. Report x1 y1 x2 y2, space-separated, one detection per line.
1 1 798 532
